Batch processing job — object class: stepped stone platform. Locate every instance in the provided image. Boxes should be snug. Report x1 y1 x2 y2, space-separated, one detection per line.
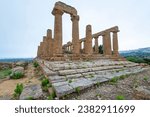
37 59 147 98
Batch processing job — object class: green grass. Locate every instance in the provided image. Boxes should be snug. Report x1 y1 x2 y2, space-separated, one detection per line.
109 75 128 85
0 69 12 79
75 87 81 94
143 77 149 81
68 79 72 83
116 95 125 100
47 91 56 100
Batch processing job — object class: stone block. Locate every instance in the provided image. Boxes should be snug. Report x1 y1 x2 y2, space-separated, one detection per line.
20 84 43 100
69 78 93 90
54 85 74 97
58 70 77 75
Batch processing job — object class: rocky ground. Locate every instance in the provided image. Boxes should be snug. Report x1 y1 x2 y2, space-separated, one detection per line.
0 63 42 99
66 68 150 100
0 60 150 100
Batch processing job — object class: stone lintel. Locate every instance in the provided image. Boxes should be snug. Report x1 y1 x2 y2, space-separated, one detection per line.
53 1 77 16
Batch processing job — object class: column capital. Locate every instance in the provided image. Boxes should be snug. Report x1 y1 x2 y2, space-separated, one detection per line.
71 15 79 21
52 9 64 15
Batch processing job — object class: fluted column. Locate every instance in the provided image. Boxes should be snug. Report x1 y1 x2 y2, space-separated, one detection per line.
85 25 93 54
113 31 119 56
94 36 99 54
52 9 64 54
71 15 80 54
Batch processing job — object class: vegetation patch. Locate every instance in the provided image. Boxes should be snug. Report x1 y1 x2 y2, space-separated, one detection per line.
13 83 23 99
0 69 12 79
41 78 52 92
75 87 81 94
126 56 150 65
10 72 24 79
33 61 39 68
47 91 56 100
116 95 125 100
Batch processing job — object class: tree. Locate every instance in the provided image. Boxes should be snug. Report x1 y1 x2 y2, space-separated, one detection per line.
99 45 103 54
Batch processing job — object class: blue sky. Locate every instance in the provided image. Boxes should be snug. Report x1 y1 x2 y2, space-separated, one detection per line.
0 0 150 58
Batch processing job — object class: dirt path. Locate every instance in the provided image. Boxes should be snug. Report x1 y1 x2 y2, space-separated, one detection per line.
0 64 41 99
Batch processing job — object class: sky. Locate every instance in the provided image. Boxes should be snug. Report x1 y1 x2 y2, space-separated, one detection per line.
0 0 150 58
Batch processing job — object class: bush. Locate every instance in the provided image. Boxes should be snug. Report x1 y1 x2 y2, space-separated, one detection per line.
41 78 49 87
10 72 24 79
47 91 56 100
13 83 23 98
33 61 39 68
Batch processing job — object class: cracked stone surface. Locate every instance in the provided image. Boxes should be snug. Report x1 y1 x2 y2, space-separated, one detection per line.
37 59 148 98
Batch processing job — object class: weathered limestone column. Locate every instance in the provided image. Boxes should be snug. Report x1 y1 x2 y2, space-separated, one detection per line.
103 31 111 56
47 29 53 57
85 25 93 54
40 42 44 58
79 41 82 53
113 31 119 56
94 36 99 54
71 15 80 54
43 36 47 58
37 46 40 57
52 9 64 54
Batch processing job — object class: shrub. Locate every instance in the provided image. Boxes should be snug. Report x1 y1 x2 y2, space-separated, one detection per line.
10 72 24 79
13 83 23 98
75 87 81 94
116 95 125 100
47 91 56 100
41 78 49 87
33 61 39 68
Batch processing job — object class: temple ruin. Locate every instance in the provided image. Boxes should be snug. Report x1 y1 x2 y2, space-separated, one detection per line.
37 1 121 61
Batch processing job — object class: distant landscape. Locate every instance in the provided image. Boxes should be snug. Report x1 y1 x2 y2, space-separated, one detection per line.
120 47 150 65
0 47 150 64
0 58 33 63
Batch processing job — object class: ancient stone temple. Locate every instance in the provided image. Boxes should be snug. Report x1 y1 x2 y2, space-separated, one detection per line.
37 1 121 61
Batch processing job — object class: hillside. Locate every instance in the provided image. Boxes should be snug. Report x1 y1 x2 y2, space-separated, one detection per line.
120 47 150 58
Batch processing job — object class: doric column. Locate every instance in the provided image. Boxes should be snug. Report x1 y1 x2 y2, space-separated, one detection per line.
94 36 99 54
113 31 119 56
85 25 93 54
71 15 80 54
43 36 47 58
52 9 64 54
37 46 40 57
47 29 53 57
103 32 111 56
40 42 44 58
79 41 82 53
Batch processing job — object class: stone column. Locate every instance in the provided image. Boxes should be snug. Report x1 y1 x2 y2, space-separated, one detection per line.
79 41 82 53
37 46 40 57
52 9 64 54
71 15 80 54
85 25 93 54
103 32 111 56
47 29 53 57
40 42 44 58
94 36 99 54
113 31 119 56
43 36 47 58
